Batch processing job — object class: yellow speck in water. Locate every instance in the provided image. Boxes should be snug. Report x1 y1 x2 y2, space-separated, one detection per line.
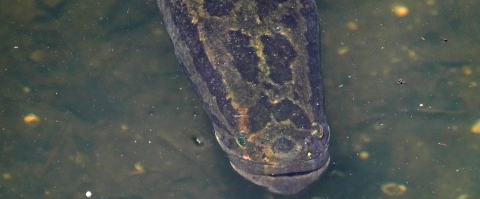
130 162 145 175
471 120 480 134
392 5 409 17
359 151 369 160
152 28 164 37
23 87 31 93
70 153 86 165
462 67 472 76
337 47 349 55
408 51 417 60
2 173 11 180
121 124 128 132
29 50 47 63
346 22 358 30
451 125 458 131
381 182 407 196
361 134 371 143
24 113 40 123
426 0 435 6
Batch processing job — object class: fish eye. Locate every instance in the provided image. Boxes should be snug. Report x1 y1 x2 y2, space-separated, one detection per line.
317 125 324 139
236 135 247 147
311 122 324 139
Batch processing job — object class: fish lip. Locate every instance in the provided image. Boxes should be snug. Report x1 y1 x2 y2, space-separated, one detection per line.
230 157 330 195
228 149 330 175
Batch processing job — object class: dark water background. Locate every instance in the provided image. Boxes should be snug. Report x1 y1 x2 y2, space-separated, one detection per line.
1 0 479 198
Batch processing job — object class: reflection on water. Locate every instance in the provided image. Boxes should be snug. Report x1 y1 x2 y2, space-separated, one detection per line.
0 0 479 198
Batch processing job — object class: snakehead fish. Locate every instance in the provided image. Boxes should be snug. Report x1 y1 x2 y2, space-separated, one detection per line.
157 0 330 195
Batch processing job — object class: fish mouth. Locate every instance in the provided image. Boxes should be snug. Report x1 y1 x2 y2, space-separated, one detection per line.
230 157 330 195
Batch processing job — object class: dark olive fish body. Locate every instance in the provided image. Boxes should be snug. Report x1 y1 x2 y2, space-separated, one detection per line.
157 0 329 194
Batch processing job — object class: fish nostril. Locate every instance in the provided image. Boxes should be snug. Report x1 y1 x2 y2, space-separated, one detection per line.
272 137 293 153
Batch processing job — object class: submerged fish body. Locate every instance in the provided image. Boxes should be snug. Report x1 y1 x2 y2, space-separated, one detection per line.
157 0 329 195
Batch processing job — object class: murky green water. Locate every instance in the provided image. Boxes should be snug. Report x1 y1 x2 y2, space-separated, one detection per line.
1 0 479 198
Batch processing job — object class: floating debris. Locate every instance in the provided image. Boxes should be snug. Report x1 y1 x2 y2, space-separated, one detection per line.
440 36 448 42
192 136 205 146
397 78 406 85
381 182 407 196
328 170 346 178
